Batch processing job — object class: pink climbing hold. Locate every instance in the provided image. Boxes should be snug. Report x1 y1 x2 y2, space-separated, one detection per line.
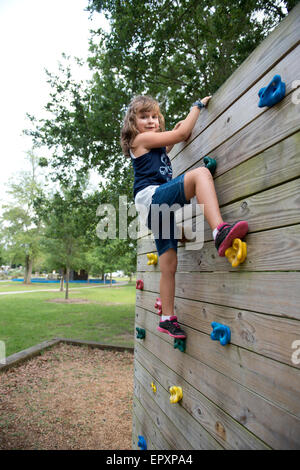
136 280 144 290
155 297 162 315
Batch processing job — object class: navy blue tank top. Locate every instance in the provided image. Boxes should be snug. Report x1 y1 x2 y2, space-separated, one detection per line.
131 147 173 198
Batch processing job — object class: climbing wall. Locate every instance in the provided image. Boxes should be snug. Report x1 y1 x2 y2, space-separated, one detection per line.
132 4 300 450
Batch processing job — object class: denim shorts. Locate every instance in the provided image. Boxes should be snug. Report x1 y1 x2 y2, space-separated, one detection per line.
147 174 190 257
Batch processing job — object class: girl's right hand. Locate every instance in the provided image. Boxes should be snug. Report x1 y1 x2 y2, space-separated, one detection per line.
201 96 212 106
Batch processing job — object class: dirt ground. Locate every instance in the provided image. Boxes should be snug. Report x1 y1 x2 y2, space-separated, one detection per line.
0 343 134 450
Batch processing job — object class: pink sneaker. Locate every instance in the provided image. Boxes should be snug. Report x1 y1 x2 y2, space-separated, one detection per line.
215 221 249 257
157 316 186 339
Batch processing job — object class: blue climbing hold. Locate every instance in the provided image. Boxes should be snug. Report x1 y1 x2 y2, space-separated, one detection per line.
138 435 147 450
258 74 285 108
210 322 231 346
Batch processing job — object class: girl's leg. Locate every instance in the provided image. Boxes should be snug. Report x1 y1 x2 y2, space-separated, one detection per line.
183 167 223 230
183 167 248 256
159 248 177 316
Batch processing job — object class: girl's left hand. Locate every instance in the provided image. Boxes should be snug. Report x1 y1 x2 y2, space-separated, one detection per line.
201 96 212 106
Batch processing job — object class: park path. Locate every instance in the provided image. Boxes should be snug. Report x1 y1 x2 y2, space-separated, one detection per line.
0 282 128 296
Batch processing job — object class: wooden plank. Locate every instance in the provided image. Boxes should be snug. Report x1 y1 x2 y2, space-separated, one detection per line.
136 290 300 368
172 91 300 179
134 363 220 449
137 271 300 319
0 339 61 372
136 307 300 416
132 395 172 450
138 225 300 272
135 343 270 449
134 327 300 449
169 3 300 160
212 178 300 240
215 132 300 207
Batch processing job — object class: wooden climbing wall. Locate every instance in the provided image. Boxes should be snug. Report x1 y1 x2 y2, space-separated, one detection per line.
132 4 300 450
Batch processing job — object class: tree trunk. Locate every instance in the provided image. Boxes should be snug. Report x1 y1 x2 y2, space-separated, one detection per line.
110 272 112 287
24 255 33 284
65 266 70 300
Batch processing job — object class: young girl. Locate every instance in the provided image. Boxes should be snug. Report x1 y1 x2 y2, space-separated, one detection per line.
121 95 248 339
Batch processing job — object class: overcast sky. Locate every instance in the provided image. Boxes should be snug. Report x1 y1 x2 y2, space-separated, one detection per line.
0 0 108 205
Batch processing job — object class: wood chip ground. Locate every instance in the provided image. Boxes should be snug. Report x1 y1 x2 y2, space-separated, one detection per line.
0 343 134 450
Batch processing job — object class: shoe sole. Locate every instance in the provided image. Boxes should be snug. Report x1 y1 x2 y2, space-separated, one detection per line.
218 221 249 257
157 326 186 339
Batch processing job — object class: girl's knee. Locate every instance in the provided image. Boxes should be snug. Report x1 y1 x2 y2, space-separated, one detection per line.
196 166 213 179
160 250 177 274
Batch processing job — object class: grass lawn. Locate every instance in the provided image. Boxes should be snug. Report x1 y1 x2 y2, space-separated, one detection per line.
0 283 136 357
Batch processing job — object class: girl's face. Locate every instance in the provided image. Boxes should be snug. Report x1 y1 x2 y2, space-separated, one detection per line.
135 108 160 134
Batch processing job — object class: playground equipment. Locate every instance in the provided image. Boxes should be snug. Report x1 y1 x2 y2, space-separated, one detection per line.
151 382 157 393
210 322 231 346
154 297 162 315
133 4 300 450
203 156 217 175
225 238 247 267
169 386 183 404
174 338 186 353
136 327 146 339
258 74 286 107
147 253 158 265
136 279 144 290
137 435 147 450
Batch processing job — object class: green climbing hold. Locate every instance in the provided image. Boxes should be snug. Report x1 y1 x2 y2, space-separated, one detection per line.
204 156 217 176
136 327 146 339
174 338 186 352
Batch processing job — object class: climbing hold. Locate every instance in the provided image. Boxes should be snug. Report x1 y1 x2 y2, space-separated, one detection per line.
136 279 144 290
225 238 247 268
136 327 146 339
151 382 157 393
155 297 162 315
204 156 217 176
258 74 286 108
210 322 231 346
147 253 158 265
137 435 147 450
174 338 186 353
169 386 183 404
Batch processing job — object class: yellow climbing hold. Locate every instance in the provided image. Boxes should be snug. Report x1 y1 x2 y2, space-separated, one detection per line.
151 382 157 393
225 238 247 268
169 386 183 404
147 253 158 265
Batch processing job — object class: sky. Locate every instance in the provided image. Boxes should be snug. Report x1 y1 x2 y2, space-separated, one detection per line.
0 0 108 205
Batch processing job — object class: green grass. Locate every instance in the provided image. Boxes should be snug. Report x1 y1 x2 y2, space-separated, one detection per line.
0 283 136 356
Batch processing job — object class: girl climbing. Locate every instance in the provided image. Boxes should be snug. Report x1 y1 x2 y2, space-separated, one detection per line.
121 95 248 339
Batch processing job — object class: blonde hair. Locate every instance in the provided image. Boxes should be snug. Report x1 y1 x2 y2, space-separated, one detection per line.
120 95 165 156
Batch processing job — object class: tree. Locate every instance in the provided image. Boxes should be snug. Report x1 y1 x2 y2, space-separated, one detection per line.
1 152 44 284
35 181 100 299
